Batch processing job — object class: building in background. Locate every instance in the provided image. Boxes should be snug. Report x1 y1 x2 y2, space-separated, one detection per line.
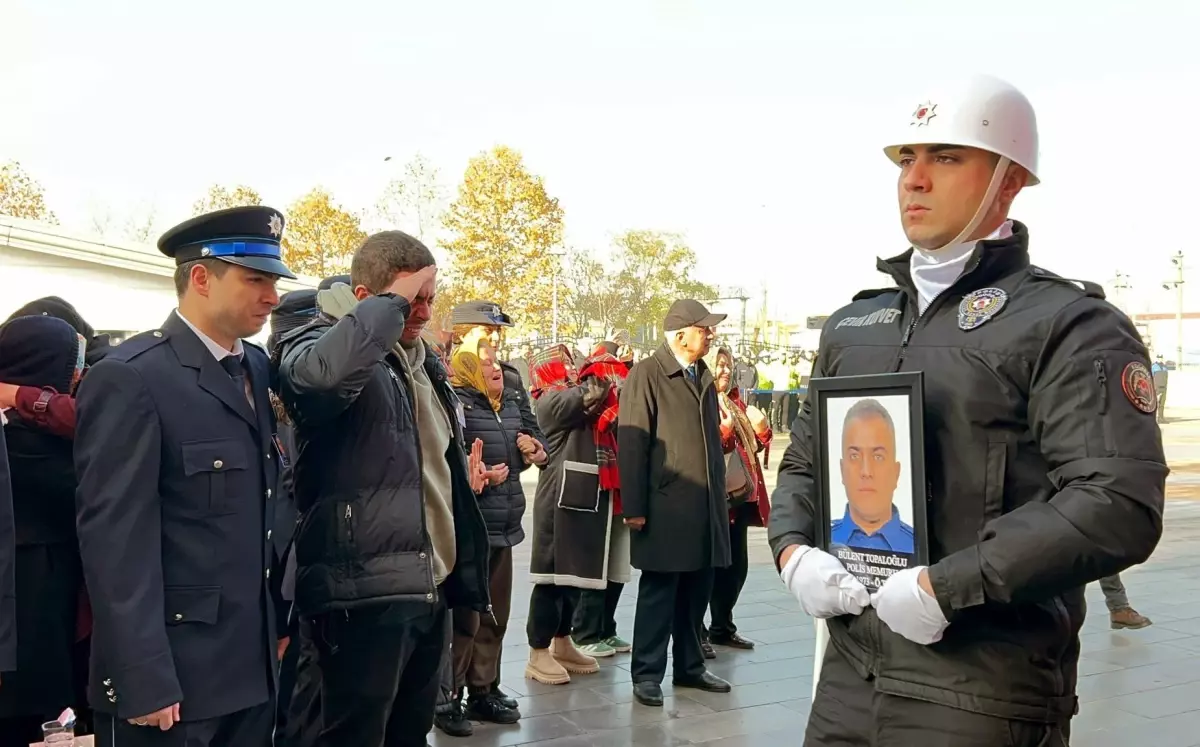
1 216 316 342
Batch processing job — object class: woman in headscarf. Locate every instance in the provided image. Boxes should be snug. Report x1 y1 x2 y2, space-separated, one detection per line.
703 346 772 655
569 342 634 659
0 316 90 746
523 344 616 685
436 340 542 734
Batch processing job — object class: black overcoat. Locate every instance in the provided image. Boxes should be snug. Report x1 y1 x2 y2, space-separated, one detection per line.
617 344 731 573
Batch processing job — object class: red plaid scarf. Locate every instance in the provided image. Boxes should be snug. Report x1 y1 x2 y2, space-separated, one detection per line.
578 353 628 510
530 344 575 400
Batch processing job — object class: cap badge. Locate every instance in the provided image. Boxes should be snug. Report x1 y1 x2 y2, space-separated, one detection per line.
911 101 937 127
1120 361 1158 414
958 287 1007 330
268 213 284 238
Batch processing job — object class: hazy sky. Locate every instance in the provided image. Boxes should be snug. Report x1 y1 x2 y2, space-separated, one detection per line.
3 0 1197 322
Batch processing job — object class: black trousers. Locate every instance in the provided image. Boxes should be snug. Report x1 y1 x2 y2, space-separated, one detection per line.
709 503 754 639
631 568 713 684
572 581 624 645
93 700 275 747
526 584 577 649
286 598 447 747
804 645 1070 747
274 612 301 742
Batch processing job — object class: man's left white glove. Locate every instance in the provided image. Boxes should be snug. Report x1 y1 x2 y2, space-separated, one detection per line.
870 566 949 645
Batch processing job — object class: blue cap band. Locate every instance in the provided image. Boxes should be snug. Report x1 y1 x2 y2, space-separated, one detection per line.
195 239 284 260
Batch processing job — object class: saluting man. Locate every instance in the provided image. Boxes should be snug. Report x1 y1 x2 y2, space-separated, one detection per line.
769 74 1166 745
75 206 297 746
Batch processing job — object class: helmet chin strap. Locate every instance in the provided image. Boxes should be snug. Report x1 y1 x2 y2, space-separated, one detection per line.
928 156 1011 252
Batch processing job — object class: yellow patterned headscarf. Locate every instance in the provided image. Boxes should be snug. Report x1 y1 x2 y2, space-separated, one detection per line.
451 343 502 411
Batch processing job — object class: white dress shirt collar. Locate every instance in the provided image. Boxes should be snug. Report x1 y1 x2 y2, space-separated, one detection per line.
174 310 245 361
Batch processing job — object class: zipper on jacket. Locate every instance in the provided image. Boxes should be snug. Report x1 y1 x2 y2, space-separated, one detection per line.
1093 359 1117 453
342 504 354 545
891 253 986 373
386 363 440 603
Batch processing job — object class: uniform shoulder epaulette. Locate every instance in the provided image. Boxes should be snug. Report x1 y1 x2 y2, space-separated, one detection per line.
852 287 900 302
105 328 170 362
1027 266 1106 299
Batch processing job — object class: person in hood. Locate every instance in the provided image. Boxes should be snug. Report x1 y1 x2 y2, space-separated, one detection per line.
769 74 1165 746
0 296 110 440
0 315 88 745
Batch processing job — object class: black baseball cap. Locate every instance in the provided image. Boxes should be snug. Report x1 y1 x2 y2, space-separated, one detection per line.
452 300 513 327
664 299 726 332
157 205 296 279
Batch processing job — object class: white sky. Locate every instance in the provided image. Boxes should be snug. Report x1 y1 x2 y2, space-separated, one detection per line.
3 0 1198 323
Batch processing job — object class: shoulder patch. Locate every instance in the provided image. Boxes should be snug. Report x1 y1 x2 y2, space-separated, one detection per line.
1027 267 1106 299
105 328 169 362
852 287 901 302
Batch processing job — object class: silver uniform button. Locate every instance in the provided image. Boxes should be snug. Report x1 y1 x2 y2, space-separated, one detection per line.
266 568 271 579
213 459 224 469
266 489 272 499
152 331 163 338
174 613 183 621
426 592 433 600
267 529 273 540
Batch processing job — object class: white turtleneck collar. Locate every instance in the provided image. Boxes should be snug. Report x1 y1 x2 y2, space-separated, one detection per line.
909 220 1013 314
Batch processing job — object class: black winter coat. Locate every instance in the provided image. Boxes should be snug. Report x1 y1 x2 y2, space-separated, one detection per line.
0 425 13 674
617 344 731 573
0 417 81 719
277 295 491 617
768 222 1167 723
456 386 529 547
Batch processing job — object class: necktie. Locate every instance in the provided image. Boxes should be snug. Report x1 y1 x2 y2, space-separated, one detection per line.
220 356 254 409
685 364 698 383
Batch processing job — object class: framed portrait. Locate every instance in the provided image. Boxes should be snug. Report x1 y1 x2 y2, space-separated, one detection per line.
810 372 928 590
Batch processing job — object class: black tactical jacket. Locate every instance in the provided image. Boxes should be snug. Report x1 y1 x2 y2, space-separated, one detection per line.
768 222 1167 723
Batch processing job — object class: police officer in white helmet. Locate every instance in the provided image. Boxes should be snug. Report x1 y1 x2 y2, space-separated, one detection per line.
769 74 1166 745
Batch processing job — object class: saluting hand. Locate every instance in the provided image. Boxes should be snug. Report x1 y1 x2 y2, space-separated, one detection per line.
129 702 181 731
385 265 438 304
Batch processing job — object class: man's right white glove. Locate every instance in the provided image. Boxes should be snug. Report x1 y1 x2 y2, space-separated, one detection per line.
780 545 871 618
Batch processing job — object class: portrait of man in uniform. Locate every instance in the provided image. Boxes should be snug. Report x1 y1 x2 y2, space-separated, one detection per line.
829 397 915 555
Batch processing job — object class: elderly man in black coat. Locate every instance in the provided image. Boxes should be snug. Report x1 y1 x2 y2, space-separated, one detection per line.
618 300 734 707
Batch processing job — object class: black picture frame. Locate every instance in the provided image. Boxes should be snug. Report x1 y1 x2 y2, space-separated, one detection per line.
810 372 928 590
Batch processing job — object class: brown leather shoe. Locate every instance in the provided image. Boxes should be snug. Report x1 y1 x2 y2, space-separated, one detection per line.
1110 608 1153 630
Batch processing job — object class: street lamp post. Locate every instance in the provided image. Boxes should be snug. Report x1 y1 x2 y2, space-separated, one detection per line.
550 250 566 344
1163 252 1185 368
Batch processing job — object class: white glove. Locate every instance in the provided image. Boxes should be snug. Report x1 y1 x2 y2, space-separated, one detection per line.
870 566 949 645
780 545 871 618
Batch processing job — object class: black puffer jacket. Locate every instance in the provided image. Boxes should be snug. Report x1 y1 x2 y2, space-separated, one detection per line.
456 386 528 547
276 294 491 616
769 223 1166 723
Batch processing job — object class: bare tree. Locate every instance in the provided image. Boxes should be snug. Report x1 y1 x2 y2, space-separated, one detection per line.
375 154 447 244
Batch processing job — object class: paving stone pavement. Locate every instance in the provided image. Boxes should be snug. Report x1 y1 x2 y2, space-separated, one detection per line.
433 418 1200 747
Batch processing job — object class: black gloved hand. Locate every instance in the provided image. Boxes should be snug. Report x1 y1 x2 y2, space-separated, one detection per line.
581 377 612 412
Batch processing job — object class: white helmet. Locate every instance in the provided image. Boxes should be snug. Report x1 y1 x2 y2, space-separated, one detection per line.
883 73 1040 185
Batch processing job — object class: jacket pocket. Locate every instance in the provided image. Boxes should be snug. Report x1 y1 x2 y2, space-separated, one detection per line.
558 461 601 512
182 439 250 515
983 440 1008 521
1092 359 1117 455
164 586 221 625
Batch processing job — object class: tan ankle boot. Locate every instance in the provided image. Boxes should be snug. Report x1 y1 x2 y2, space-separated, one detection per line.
551 636 600 674
525 648 571 685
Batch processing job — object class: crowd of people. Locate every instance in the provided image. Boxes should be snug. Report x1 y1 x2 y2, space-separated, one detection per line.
0 204 773 747
0 71 1171 747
